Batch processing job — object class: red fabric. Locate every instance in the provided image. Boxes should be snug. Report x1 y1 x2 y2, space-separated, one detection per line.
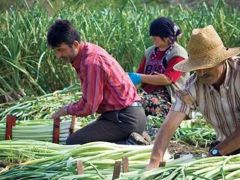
52 117 61 144
67 43 140 117
137 56 146 73
136 48 184 93
5 115 16 140
164 56 184 82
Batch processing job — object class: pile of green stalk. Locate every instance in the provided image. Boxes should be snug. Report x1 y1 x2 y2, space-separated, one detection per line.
122 155 240 179
0 140 158 179
1 140 240 179
0 140 66 168
0 84 82 121
0 86 216 147
175 117 216 147
0 119 81 143
147 116 216 147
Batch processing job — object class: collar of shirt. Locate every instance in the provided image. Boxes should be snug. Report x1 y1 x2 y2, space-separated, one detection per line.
208 61 231 92
222 61 231 89
71 43 86 70
151 47 167 60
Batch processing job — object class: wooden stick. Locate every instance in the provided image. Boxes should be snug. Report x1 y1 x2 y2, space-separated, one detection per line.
5 115 16 140
159 161 166 167
69 115 77 135
52 117 61 143
112 160 122 180
122 157 129 173
76 160 84 175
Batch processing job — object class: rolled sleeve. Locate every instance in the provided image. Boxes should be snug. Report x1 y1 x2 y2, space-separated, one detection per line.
171 92 193 119
67 64 104 117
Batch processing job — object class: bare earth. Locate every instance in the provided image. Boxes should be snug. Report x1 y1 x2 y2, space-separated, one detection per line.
169 140 208 157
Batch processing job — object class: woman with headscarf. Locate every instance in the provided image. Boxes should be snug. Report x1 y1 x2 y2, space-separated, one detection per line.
128 17 189 118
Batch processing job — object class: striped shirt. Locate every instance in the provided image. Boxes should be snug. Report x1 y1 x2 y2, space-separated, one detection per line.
172 57 240 141
67 42 140 117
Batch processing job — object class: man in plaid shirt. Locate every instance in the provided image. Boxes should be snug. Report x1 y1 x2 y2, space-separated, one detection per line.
47 20 149 145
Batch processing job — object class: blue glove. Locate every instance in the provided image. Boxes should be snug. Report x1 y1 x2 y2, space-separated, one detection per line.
128 72 142 85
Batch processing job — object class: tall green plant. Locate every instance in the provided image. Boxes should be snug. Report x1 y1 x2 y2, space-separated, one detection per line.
0 0 239 98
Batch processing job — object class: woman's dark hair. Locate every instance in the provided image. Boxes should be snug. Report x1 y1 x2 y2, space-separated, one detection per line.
149 17 181 42
47 19 80 48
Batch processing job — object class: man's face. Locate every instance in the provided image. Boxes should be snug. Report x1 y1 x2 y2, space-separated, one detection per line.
196 63 225 85
53 42 79 63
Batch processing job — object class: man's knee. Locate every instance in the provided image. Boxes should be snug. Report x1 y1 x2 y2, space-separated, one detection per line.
66 135 84 145
66 136 75 145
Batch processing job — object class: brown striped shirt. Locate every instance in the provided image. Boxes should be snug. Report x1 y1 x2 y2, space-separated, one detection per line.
172 57 240 141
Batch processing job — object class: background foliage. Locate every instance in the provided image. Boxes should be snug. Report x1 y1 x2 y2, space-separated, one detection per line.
0 0 239 100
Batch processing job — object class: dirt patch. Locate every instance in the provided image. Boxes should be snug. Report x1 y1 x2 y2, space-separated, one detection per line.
168 140 208 157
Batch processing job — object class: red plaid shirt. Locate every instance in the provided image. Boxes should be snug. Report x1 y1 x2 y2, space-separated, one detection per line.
66 42 140 116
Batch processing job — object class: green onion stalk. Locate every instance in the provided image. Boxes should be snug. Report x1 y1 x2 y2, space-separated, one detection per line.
1 140 240 179
0 119 81 143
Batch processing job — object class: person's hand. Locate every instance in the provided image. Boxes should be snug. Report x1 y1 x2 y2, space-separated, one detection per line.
52 106 68 119
128 72 142 85
146 162 158 171
145 160 166 171
146 161 165 171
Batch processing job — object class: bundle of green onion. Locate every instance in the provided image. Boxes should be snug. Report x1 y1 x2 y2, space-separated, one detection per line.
0 140 169 179
126 155 240 179
0 119 80 143
1 140 240 179
147 116 216 147
0 84 81 121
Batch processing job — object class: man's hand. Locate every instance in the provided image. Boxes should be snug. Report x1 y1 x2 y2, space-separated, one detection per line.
146 160 166 171
52 106 68 119
128 72 142 85
146 111 185 171
146 160 160 171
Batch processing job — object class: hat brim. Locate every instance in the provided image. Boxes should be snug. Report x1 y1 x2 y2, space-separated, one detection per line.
174 47 240 72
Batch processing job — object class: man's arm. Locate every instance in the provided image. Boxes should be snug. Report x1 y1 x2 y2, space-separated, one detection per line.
67 65 104 117
214 127 240 155
52 64 104 118
146 110 186 170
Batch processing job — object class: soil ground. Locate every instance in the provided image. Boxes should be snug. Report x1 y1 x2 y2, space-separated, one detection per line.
168 140 208 158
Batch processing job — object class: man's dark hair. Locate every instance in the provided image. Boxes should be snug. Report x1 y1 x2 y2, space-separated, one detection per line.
47 19 80 48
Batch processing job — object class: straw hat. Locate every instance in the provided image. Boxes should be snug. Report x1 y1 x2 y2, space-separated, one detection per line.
174 25 240 72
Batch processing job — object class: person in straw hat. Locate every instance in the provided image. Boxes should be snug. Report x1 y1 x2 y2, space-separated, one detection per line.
146 25 240 170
